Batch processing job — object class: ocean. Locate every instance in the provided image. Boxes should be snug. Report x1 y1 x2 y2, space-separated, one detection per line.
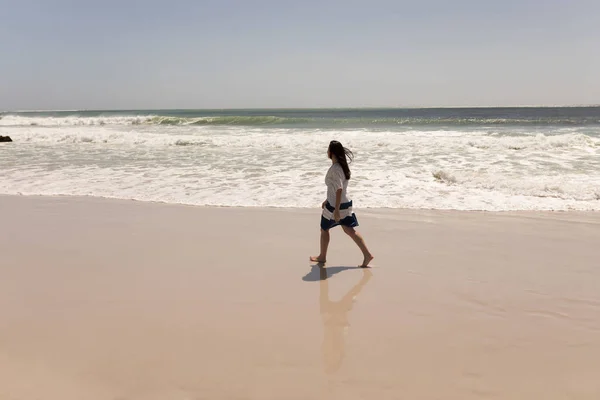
1 107 599 211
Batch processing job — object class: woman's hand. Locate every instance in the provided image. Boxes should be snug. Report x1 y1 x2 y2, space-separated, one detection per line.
322 200 327 209
333 210 341 222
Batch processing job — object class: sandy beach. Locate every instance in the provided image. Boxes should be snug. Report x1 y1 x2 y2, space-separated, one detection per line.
1 195 599 399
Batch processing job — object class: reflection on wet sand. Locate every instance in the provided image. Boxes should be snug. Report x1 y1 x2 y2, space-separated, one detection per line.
318 266 372 382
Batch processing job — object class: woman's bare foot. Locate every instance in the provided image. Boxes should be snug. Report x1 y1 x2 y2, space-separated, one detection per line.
360 254 374 268
310 255 326 263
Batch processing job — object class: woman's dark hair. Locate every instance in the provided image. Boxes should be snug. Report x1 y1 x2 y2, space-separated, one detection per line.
328 140 354 180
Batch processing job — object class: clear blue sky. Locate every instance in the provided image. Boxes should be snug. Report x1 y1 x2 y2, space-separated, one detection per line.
1 0 598 110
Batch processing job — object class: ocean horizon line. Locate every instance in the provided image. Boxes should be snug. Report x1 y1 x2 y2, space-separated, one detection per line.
3 104 600 114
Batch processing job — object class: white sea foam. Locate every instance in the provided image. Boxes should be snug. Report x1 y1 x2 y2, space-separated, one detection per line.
0 115 155 127
1 124 599 211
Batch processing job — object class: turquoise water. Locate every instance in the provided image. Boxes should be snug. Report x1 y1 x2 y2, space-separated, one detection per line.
2 107 600 130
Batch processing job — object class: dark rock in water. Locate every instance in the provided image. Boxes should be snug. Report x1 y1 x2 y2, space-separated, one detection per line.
0 136 12 142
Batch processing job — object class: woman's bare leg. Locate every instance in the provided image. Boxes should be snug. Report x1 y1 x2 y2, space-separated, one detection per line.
342 226 374 267
310 229 330 263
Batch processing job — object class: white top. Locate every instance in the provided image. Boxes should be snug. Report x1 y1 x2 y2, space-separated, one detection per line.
325 163 350 207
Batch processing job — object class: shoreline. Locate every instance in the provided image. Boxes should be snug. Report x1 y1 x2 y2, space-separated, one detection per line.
2 193 599 217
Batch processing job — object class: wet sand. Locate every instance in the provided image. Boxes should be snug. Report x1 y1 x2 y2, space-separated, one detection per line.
1 195 599 399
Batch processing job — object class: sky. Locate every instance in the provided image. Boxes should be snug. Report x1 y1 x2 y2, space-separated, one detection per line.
1 0 599 110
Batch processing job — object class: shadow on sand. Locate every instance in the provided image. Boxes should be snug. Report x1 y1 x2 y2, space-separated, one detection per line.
303 264 367 282
308 263 373 387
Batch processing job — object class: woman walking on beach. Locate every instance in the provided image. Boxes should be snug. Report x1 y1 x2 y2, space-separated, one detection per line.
310 140 373 268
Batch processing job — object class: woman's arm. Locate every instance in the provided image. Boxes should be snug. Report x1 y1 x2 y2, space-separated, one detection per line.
334 189 342 221
335 189 342 209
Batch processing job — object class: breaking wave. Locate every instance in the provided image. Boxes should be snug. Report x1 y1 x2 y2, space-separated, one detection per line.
2 112 600 128
2 107 599 211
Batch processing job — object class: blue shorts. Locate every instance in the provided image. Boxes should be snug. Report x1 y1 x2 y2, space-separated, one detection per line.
320 214 359 231
320 200 359 231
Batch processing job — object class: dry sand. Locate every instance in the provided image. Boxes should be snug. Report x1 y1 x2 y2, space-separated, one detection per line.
1 195 599 399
